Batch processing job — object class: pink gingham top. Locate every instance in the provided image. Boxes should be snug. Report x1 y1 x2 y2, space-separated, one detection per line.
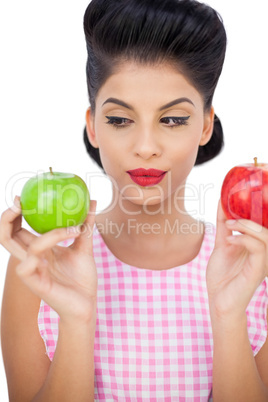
38 224 268 401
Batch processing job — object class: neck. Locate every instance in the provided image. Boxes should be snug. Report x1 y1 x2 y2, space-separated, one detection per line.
96 184 202 243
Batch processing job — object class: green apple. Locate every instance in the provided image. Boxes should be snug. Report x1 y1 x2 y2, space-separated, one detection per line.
20 168 90 234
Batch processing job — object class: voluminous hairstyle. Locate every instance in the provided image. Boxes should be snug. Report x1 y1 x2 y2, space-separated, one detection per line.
83 0 227 168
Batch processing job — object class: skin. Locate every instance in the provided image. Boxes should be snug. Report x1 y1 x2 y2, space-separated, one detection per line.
86 62 214 270
0 61 268 401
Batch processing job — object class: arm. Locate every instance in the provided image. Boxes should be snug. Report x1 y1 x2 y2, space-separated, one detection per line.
0 199 98 401
1 256 97 402
207 202 268 401
211 312 268 402
33 309 97 402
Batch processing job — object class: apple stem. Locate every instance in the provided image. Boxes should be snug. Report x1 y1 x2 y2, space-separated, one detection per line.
49 167 53 175
254 157 258 167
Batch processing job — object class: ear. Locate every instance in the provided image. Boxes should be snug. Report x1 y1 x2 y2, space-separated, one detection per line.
85 107 99 148
199 106 215 146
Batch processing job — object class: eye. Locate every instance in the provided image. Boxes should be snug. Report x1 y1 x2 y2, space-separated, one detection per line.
105 116 133 128
160 116 190 127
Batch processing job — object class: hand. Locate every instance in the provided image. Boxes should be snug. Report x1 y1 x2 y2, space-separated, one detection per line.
0 197 98 323
206 200 268 322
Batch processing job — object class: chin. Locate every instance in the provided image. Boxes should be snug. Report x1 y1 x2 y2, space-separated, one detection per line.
118 186 168 214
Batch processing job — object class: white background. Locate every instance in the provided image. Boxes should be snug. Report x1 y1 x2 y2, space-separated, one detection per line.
0 1 267 400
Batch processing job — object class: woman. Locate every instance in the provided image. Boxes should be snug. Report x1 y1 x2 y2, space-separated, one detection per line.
1 0 268 400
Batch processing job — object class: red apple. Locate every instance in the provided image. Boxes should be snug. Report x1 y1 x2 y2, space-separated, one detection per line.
221 158 268 228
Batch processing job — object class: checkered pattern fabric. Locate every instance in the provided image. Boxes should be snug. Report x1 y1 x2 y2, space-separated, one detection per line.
38 224 268 401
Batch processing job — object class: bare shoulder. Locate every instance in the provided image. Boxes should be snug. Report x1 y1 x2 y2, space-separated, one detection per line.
255 308 268 388
1 255 50 401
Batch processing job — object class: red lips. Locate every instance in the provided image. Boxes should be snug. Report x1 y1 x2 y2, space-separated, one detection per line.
126 168 167 187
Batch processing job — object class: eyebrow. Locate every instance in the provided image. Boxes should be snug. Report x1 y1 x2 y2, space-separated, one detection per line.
102 97 195 110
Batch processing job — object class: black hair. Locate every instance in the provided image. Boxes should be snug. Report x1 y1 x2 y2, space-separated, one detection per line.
83 0 227 168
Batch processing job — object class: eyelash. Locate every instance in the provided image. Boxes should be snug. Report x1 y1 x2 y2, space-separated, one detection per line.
105 116 190 129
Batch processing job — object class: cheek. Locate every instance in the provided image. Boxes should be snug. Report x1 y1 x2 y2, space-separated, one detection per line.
168 130 202 184
170 128 201 164
97 137 127 187
94 126 118 170
98 144 118 174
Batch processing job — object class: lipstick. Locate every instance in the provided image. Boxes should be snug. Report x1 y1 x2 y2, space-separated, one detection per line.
127 168 167 187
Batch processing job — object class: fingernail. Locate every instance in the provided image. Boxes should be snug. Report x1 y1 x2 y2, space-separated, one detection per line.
11 196 21 212
14 196 21 208
226 219 236 226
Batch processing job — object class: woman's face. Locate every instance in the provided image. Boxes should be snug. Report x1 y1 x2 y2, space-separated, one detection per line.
86 62 214 210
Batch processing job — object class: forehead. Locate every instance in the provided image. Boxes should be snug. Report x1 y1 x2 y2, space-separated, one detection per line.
96 61 203 108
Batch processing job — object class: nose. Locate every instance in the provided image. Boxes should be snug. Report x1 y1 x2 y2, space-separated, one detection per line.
133 128 162 160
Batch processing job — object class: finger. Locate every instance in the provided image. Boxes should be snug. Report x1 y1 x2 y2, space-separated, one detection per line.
0 196 36 258
1 238 27 260
214 199 233 247
16 255 51 298
227 233 266 255
13 196 39 244
227 234 267 280
72 200 97 254
16 254 40 278
218 264 266 314
16 228 37 247
0 197 22 238
11 211 37 247
0 199 27 260
12 212 23 235
27 226 81 256
225 219 268 242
